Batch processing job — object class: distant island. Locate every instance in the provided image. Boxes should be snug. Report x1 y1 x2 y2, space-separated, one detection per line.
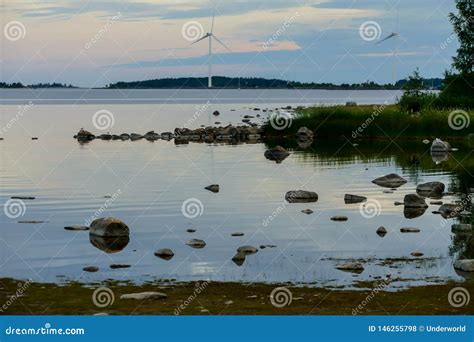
0 77 444 90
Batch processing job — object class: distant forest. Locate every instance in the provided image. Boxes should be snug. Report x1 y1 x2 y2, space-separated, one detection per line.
0 77 444 90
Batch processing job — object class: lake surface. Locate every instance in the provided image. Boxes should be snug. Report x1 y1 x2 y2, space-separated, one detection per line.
0 89 472 289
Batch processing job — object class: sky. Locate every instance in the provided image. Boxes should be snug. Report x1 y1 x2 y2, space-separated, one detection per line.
0 0 459 87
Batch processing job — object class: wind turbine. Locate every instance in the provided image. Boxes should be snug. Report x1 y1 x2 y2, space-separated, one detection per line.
192 14 231 88
376 7 401 86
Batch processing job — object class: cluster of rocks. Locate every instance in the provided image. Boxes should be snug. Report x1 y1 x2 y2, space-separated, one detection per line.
75 125 264 144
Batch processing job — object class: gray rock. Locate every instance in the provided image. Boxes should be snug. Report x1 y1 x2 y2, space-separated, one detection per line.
232 252 246 266
120 292 167 300
336 262 364 273
454 260 474 272
154 248 175 260
83 266 99 272
410 252 424 257
400 227 420 233
110 264 131 269
285 190 318 203
376 226 387 237
90 217 129 237
237 245 258 255
231 232 244 237
344 194 367 204
431 138 451 152
205 184 219 193
186 239 206 249
439 203 462 219
301 209 314 214
64 225 89 231
264 146 290 163
416 182 445 198
404 194 428 208
372 174 407 188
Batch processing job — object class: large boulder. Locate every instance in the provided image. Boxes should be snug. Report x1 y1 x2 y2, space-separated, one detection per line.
372 174 407 188
285 190 319 203
89 217 129 237
454 260 474 272
264 146 290 163
416 182 445 199
403 194 428 208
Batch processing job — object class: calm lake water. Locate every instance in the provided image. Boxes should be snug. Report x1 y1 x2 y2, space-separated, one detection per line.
0 89 472 289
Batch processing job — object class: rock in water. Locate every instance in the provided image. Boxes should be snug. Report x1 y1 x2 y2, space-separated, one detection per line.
205 184 219 193
186 239 206 249
372 174 407 188
89 217 129 237
438 203 462 219
451 224 472 233
344 194 367 204
416 182 445 198
264 146 290 163
237 246 258 255
403 194 428 208
331 216 348 221
296 127 314 140
232 252 246 266
454 260 474 272
411 252 424 257
400 227 420 233
213 111 220 116
336 262 364 273
64 225 89 231
75 128 95 142
376 226 387 237
301 209 314 215
285 190 318 203
90 235 129 253
231 232 244 237
154 248 175 260
431 138 451 152
83 266 99 272
120 292 167 300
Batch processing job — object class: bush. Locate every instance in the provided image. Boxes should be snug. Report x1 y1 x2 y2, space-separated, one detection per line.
399 93 438 113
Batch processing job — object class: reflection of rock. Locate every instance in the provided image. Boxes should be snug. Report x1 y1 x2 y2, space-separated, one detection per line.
264 146 290 163
344 194 367 204
285 190 318 203
431 138 451 152
90 235 130 253
452 224 472 233
404 194 428 208
372 174 407 188
90 217 129 237
416 182 445 199
296 127 314 141
404 206 427 219
232 252 246 266
454 259 474 272
336 262 364 273
431 151 449 164
204 184 219 193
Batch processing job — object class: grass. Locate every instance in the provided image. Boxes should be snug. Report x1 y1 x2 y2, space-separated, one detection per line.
263 105 474 140
1 278 474 315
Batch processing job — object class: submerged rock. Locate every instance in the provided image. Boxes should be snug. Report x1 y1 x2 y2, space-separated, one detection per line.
264 146 290 163
204 184 219 193
120 292 167 300
186 239 206 249
372 174 407 188
285 190 318 203
90 217 129 237
154 248 175 260
416 182 445 199
400 227 420 233
336 262 364 273
344 194 367 204
64 225 89 231
404 194 428 208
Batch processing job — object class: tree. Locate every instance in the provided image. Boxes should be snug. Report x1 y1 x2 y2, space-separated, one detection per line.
403 68 424 96
449 0 474 74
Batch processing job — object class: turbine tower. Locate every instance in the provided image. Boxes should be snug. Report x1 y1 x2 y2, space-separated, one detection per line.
192 14 231 88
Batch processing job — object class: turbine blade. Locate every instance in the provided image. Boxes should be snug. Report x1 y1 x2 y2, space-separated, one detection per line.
376 32 397 45
192 33 210 44
211 13 215 33
212 35 231 52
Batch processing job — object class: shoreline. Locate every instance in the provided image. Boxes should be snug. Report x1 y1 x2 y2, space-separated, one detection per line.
1 278 472 315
